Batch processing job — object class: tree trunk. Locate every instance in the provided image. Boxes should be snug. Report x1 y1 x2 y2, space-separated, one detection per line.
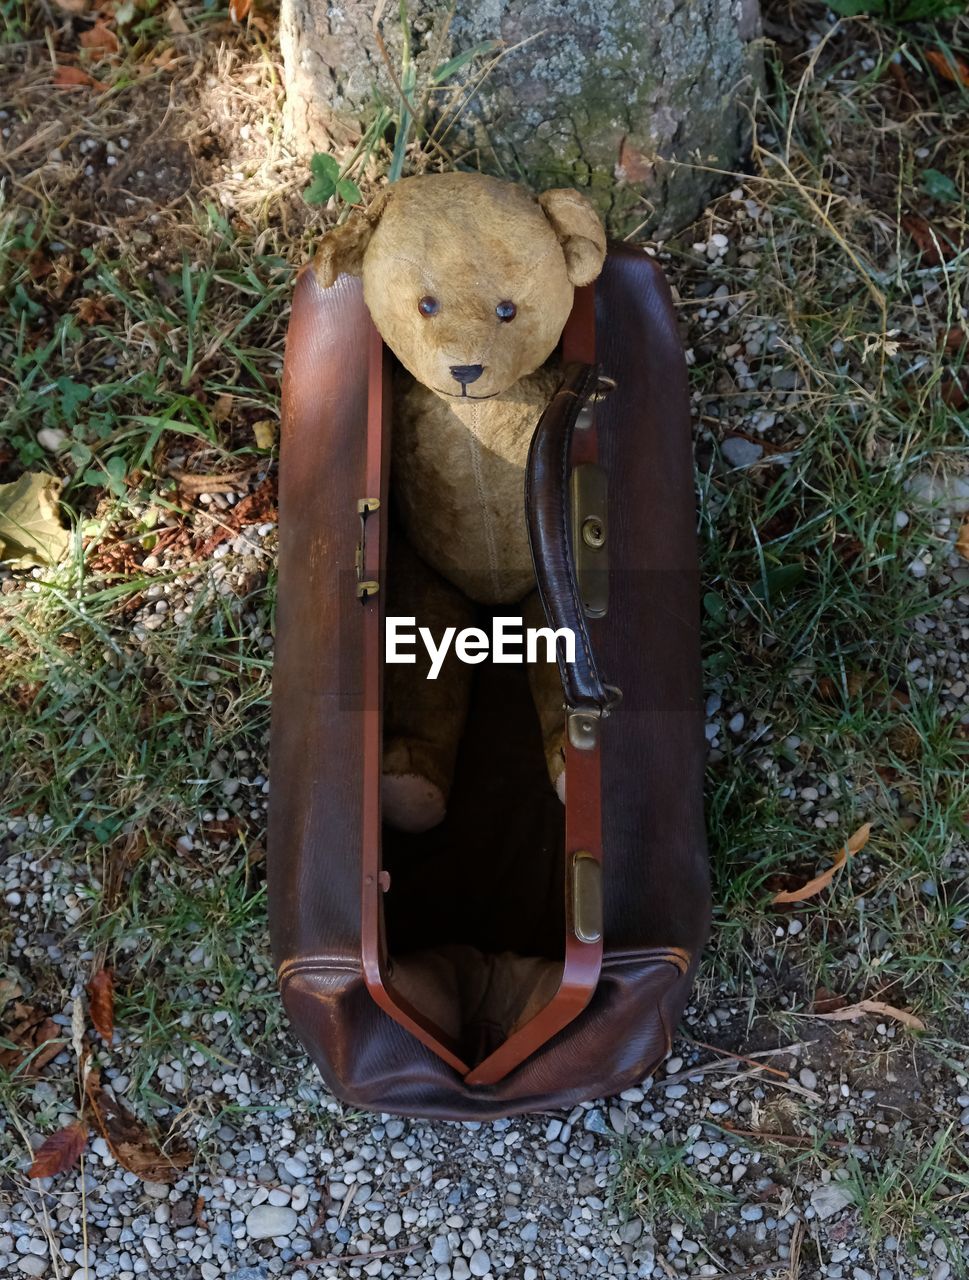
279 1 761 237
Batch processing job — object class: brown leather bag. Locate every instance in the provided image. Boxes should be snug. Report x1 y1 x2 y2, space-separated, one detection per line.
269 243 710 1118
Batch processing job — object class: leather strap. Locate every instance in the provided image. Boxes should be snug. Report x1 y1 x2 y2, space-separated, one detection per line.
525 364 619 718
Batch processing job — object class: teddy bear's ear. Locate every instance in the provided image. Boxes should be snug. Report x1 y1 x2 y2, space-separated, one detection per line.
538 189 607 287
312 189 394 288
312 216 374 288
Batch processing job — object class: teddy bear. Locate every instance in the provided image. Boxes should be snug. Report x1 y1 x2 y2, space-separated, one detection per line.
313 171 607 832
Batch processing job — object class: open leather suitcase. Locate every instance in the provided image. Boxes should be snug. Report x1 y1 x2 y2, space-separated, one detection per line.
268 242 710 1119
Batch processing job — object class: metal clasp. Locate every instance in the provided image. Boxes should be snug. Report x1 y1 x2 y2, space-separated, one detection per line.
574 374 617 431
567 708 601 751
570 463 608 619
570 851 603 944
566 686 623 750
355 497 380 600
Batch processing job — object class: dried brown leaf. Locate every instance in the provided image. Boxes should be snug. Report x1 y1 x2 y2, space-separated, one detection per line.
812 999 925 1031
943 326 968 357
146 45 180 71
0 1001 65 1074
195 475 277 556
166 4 190 34
86 969 114 1042
212 394 234 423
812 986 849 1015
79 22 120 59
29 1122 88 1178
52 0 88 11
956 518 969 565
0 976 23 1007
53 65 106 91
75 294 113 325
926 48 969 89
85 1072 192 1183
169 466 255 496
772 823 872 905
902 213 954 267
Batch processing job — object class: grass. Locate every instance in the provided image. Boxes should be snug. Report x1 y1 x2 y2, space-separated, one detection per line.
842 1123 969 1258
680 13 969 1030
607 5 969 1253
0 0 968 1268
613 1135 737 1232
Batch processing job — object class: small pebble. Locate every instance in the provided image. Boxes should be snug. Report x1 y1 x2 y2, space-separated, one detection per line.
245 1205 298 1239
469 1250 491 1277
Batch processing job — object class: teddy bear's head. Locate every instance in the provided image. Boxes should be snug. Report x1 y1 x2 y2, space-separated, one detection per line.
313 172 606 401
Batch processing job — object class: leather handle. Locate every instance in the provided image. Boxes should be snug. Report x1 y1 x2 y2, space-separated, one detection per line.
525 362 618 720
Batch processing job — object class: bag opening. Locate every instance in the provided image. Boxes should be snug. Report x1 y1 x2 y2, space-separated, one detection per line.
382 653 566 1068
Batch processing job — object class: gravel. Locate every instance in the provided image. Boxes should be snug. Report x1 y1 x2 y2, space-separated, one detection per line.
2 13 968 1280
244 1205 299 1239
721 436 765 467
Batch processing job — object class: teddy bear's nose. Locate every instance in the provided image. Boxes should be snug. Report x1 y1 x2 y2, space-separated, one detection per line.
449 364 484 386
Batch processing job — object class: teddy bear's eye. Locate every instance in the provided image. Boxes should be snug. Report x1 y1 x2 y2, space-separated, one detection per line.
496 300 517 322
418 296 440 317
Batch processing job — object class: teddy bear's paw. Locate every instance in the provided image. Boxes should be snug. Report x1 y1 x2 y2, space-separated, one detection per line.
544 738 566 806
382 772 447 834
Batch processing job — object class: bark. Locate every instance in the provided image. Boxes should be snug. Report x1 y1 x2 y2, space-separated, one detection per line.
279 0 761 236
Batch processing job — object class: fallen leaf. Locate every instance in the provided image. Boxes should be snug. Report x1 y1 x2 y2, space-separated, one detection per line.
902 213 955 267
212 394 234 423
827 1215 856 1245
28 1122 89 1178
252 419 277 450
617 136 654 184
0 976 24 1007
925 48 969 89
956 518 969 564
0 1002 65 1075
943 326 968 357
168 465 255 496
772 823 872 905
47 258 76 300
229 0 252 22
886 60 914 97
0 472 71 567
53 65 106 91
98 828 150 918
75 294 113 325
812 999 925 1031
195 474 277 556
149 45 180 70
812 987 849 1015
84 1072 192 1182
165 3 189 33
941 378 967 410
52 0 88 11
86 970 114 1043
79 22 120 59
12 246 54 282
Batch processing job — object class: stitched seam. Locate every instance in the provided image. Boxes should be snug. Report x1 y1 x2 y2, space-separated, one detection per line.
516 243 563 299
468 402 500 597
557 379 598 694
